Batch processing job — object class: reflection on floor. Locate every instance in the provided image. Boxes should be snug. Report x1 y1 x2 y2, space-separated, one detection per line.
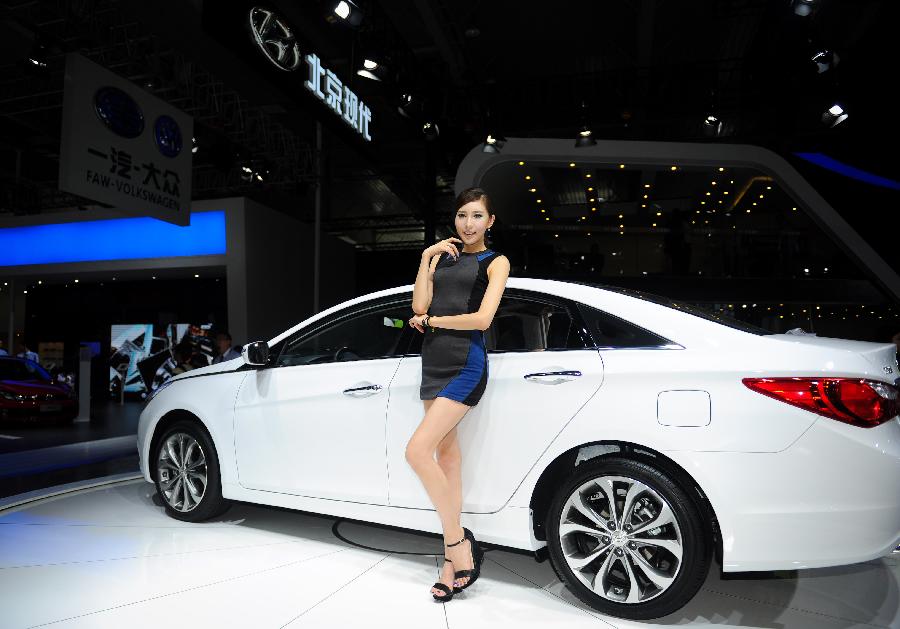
0 400 142 499
0 477 897 629
0 453 138 499
0 400 142 455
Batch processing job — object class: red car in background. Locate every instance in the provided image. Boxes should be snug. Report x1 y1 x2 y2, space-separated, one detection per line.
0 357 77 425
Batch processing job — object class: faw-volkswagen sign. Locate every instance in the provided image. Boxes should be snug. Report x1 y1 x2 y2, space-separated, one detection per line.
247 6 372 141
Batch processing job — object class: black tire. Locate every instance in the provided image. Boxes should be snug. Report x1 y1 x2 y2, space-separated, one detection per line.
153 419 231 522
545 456 710 620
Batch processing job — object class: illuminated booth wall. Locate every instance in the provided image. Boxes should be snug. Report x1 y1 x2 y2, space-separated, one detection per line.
455 137 900 305
0 197 356 351
0 211 226 266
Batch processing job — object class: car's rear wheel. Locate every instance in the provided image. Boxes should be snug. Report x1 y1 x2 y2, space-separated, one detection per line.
153 419 230 522
546 456 709 620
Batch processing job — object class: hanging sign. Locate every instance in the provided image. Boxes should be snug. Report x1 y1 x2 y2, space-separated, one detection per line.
58 53 193 226
247 6 372 141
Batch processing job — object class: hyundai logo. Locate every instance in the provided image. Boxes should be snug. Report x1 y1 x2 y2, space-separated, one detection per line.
154 115 182 157
248 6 302 72
94 86 145 138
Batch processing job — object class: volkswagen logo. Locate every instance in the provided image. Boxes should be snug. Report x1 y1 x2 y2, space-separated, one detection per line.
94 86 144 138
154 115 182 158
248 6 302 72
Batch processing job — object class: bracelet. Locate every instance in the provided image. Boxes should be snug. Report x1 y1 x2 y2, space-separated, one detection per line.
424 314 435 331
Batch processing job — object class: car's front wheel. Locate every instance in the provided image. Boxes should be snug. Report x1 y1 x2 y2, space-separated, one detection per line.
546 456 710 620
153 420 230 522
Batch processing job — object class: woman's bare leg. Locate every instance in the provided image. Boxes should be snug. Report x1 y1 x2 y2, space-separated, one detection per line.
406 397 474 596
436 424 462 524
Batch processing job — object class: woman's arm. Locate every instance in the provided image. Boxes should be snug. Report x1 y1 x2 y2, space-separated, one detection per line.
429 255 510 331
412 253 441 315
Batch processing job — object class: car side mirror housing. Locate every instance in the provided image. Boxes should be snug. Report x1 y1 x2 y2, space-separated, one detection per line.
242 341 270 367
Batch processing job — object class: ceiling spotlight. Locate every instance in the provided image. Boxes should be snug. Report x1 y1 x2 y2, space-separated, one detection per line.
703 113 724 136
396 92 424 120
422 121 440 141
26 35 50 71
357 56 388 81
482 131 506 153
574 100 596 147
812 50 839 74
28 51 48 68
334 1 351 18
329 0 364 27
792 0 818 17
822 103 848 127
575 127 596 147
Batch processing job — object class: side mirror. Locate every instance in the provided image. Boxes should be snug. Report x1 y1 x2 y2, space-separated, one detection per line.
242 341 270 367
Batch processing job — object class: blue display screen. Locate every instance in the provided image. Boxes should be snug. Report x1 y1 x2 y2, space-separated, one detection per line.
0 211 226 266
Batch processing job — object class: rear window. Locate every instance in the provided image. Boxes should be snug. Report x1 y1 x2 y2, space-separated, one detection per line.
578 304 675 348
572 281 776 336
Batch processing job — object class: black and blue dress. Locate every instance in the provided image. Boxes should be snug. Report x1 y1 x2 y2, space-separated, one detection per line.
419 248 500 406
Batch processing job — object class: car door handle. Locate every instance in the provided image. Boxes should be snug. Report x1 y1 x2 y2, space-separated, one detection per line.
523 370 582 385
342 384 383 397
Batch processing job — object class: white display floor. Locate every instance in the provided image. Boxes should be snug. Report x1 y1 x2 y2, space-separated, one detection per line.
0 477 897 629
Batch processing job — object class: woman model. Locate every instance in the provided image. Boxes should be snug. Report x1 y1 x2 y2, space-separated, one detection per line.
405 187 511 601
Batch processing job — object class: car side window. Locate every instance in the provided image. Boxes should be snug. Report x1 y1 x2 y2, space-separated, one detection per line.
577 304 673 348
485 296 589 352
400 294 591 356
276 300 411 367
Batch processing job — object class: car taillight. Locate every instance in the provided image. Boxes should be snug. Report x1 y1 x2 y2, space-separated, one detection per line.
742 377 899 428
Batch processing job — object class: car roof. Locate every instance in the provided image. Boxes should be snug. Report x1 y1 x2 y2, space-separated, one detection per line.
265 276 768 349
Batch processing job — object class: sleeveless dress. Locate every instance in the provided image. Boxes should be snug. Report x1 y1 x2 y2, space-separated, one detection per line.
420 248 500 406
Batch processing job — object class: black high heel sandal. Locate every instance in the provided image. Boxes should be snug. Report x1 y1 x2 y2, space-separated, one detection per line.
431 554 462 601
451 527 484 592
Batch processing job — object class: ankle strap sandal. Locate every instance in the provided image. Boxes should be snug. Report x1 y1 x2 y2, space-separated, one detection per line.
449 527 484 592
431 551 463 600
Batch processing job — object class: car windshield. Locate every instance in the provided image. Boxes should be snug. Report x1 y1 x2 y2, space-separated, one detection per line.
573 281 776 336
0 359 52 381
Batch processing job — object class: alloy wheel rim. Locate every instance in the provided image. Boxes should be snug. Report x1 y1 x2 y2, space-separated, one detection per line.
558 474 683 604
156 432 207 512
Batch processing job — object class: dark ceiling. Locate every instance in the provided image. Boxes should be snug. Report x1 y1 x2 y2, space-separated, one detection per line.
0 0 896 263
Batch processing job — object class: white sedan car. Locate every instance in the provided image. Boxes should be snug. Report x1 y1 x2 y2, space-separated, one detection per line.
137 278 900 619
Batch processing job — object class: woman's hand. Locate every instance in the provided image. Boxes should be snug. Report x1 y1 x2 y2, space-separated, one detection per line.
423 237 462 261
408 312 428 333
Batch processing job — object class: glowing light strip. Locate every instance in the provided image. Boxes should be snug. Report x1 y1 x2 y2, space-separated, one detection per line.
0 211 226 267
794 152 900 191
